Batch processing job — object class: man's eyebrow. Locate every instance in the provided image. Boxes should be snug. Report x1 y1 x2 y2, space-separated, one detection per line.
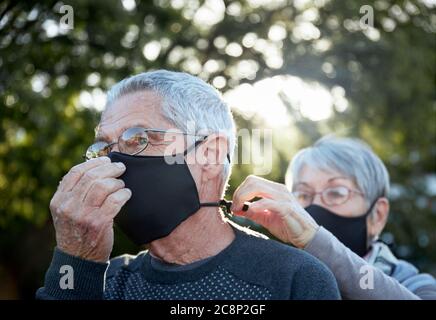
94 127 109 142
94 134 109 143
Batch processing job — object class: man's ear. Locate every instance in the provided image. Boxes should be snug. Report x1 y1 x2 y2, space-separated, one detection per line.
367 197 389 240
196 133 228 181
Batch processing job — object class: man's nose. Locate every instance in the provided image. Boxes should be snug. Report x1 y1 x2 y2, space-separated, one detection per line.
110 143 120 153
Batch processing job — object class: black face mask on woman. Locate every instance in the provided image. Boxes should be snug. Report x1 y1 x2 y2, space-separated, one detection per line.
108 139 231 246
304 201 377 257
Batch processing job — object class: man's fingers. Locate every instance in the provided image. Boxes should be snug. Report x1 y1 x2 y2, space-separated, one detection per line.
82 178 126 207
59 157 111 192
49 188 63 215
72 162 126 197
99 188 132 219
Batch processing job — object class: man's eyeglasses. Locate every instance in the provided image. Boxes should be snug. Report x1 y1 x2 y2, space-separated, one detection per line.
292 186 364 207
84 127 207 160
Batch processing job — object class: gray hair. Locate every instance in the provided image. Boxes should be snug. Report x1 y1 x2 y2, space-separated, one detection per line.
105 70 236 190
285 136 390 205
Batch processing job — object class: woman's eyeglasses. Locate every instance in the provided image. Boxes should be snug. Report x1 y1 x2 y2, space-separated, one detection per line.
292 186 364 207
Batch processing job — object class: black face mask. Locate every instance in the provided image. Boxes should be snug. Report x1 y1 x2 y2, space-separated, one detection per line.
108 141 229 246
305 202 376 257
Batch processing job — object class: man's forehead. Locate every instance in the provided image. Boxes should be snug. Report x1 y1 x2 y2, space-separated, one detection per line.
94 92 170 141
102 91 159 122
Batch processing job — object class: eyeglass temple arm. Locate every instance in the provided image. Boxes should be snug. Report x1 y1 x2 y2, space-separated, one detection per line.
183 136 231 163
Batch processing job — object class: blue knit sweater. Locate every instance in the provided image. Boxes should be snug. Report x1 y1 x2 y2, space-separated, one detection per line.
36 226 340 300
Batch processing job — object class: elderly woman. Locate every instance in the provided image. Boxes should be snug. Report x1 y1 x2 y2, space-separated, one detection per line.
231 136 436 299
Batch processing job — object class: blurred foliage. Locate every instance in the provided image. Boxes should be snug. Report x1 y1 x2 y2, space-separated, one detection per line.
0 0 435 298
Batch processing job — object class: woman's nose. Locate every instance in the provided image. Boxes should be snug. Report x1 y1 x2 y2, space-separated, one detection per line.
312 193 323 207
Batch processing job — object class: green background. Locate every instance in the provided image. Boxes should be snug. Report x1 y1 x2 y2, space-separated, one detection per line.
0 0 435 299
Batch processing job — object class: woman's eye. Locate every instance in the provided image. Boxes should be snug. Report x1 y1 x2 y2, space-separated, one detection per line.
295 192 311 201
327 188 347 198
330 192 342 198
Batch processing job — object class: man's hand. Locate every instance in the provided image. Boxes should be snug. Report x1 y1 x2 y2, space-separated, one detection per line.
49 156 131 262
231 175 319 248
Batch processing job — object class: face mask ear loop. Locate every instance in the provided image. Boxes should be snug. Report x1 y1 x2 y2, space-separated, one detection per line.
364 198 380 218
183 135 231 163
200 200 249 218
200 200 232 218
183 136 208 156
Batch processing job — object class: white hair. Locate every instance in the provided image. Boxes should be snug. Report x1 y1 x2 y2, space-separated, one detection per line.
105 69 236 190
285 136 390 205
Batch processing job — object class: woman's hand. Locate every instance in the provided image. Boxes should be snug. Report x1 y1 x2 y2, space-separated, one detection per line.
231 175 319 249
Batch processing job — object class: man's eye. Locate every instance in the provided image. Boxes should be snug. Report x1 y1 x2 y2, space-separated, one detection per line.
145 133 159 144
148 132 174 144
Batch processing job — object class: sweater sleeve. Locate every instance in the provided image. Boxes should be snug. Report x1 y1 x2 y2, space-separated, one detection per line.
290 255 341 300
414 284 436 300
304 227 420 300
36 247 109 300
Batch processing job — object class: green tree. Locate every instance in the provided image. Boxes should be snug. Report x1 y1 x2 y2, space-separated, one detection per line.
0 0 434 298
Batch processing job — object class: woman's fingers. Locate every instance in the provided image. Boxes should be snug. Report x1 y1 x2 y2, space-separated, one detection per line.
231 175 290 213
234 198 277 224
232 181 319 247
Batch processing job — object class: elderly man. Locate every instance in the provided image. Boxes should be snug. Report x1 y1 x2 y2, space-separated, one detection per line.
36 70 339 300
230 136 436 299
